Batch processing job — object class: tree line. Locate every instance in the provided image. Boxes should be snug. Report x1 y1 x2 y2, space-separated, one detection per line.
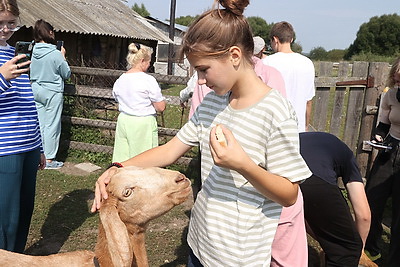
132 4 400 63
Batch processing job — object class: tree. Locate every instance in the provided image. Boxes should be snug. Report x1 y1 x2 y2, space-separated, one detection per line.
291 42 303 54
326 49 347 61
309 47 328 60
247 16 271 43
345 13 400 59
132 3 150 17
175 15 198 26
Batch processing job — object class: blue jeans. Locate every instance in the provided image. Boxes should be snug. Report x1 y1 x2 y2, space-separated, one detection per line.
0 148 40 252
188 248 204 267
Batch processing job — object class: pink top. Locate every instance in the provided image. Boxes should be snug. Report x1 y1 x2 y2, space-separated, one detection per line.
189 83 213 118
188 57 287 118
253 56 286 97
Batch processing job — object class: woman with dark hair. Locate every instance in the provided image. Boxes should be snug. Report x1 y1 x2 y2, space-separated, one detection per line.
0 0 45 253
30 19 71 169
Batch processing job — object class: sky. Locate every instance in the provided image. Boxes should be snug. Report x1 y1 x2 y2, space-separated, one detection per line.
125 0 400 53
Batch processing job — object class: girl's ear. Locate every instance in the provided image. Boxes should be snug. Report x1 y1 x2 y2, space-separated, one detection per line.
228 46 242 67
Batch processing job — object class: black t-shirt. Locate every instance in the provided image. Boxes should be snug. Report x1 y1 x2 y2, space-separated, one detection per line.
299 132 363 185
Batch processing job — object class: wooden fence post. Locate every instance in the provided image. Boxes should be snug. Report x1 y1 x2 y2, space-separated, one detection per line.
356 62 390 177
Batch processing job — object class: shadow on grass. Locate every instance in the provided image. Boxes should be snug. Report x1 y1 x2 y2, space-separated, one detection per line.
25 189 95 255
160 209 191 267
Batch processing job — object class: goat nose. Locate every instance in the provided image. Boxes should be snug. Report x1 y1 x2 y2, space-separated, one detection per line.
175 173 186 183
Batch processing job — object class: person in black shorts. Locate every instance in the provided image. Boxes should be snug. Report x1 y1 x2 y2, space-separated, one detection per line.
299 132 371 267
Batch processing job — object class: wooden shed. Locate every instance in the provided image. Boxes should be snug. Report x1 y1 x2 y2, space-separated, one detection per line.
10 0 172 69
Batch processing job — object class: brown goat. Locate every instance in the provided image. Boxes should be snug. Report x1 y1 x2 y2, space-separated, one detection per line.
0 166 192 267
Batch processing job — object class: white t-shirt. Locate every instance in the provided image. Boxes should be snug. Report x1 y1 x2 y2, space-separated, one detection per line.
263 52 315 132
112 72 164 116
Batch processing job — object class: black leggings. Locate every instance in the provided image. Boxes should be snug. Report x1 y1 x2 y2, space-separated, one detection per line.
365 135 400 266
300 175 362 267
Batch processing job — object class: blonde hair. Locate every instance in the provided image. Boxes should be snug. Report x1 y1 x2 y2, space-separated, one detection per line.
180 0 253 65
0 0 20 16
387 57 400 88
126 43 153 70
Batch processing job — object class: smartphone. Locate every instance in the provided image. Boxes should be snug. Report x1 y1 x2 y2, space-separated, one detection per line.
15 41 34 66
56 40 64 51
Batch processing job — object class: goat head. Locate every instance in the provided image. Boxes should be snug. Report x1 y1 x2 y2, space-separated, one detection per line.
96 166 192 267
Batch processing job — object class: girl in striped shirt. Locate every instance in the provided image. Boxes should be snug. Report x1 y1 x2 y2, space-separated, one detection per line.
93 0 311 266
0 0 45 253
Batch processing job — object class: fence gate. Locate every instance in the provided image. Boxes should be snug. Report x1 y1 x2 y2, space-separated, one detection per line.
311 61 390 177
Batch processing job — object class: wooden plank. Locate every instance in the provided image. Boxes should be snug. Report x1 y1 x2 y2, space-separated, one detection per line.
70 66 189 85
352 61 369 77
64 85 182 107
316 61 334 76
343 86 365 152
311 87 330 131
337 62 350 77
356 62 390 177
329 87 346 137
61 116 179 136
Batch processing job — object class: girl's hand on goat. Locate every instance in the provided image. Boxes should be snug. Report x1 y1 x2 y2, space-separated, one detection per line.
91 167 119 212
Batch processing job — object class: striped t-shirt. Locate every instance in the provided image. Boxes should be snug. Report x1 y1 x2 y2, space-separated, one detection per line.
0 45 42 156
177 89 312 266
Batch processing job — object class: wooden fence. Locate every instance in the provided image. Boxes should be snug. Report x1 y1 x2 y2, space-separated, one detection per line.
311 61 390 176
62 61 391 177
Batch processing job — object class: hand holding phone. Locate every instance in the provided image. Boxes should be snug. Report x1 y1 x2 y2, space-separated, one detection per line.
15 41 34 66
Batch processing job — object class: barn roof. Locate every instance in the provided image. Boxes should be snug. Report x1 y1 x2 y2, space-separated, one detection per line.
18 0 173 43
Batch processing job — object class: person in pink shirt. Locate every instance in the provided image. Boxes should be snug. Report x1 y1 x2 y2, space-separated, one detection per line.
252 37 308 267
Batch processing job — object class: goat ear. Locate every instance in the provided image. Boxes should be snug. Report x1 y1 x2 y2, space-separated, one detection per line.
100 200 133 267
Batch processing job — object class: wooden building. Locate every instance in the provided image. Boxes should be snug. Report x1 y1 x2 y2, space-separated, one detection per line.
10 0 172 69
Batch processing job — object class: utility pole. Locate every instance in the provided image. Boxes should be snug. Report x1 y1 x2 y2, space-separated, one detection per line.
167 0 176 75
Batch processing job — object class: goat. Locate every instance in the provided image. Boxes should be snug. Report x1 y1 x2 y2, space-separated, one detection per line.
0 166 192 267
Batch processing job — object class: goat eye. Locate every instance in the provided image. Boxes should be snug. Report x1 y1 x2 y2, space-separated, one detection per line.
122 188 133 197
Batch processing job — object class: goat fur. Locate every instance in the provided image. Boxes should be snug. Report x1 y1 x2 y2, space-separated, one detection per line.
0 166 192 267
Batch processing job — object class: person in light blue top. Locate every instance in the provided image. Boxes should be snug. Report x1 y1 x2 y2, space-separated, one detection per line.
0 0 46 253
30 19 71 169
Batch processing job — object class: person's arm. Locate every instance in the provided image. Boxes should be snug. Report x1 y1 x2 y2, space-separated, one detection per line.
305 99 313 131
92 136 192 212
346 181 371 248
179 73 197 103
153 100 166 112
209 125 298 206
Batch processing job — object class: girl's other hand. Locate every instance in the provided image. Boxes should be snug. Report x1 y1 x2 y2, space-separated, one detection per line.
0 54 30 80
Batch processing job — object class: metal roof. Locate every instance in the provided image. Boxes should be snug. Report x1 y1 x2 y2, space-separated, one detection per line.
18 0 173 43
